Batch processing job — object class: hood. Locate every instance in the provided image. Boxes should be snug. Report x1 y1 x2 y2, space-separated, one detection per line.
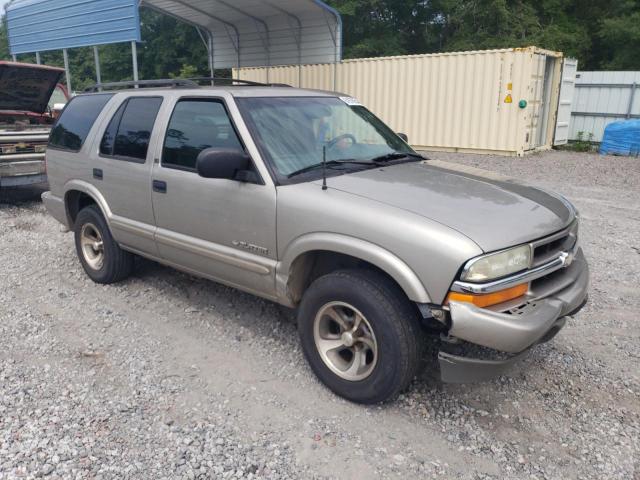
0 62 65 114
314 160 575 252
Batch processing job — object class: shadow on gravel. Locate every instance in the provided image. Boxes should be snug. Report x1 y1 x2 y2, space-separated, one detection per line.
124 256 446 392
0 184 47 206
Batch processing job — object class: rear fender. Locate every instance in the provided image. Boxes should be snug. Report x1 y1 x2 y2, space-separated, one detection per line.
63 179 113 231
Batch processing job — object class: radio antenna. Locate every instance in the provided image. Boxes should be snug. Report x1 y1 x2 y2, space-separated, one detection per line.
322 145 328 191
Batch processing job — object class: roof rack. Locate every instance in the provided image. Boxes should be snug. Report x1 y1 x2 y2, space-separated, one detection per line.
84 78 198 92
83 77 292 93
188 77 291 87
188 77 264 86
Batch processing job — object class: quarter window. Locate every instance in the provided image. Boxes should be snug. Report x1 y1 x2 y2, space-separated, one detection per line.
99 103 125 156
162 99 243 171
49 94 113 151
100 97 163 162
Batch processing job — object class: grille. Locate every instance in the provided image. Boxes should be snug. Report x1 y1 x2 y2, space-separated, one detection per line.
531 222 577 267
0 142 47 156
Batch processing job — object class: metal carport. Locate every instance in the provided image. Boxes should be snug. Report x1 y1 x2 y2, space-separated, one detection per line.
142 0 342 72
6 0 342 89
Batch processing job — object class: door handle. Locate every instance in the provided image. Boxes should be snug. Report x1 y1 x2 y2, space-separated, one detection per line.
152 179 167 193
93 168 103 180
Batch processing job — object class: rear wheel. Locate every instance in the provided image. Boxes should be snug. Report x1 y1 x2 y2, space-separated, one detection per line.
74 205 133 284
297 269 424 404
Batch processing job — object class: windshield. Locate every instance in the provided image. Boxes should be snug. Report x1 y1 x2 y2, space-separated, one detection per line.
236 97 414 177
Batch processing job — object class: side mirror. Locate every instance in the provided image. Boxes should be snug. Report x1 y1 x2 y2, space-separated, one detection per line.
397 132 409 143
196 148 252 181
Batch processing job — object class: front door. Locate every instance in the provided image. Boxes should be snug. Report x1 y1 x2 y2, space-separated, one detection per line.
150 97 278 300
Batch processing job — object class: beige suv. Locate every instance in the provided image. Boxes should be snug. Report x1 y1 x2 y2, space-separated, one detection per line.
43 79 589 403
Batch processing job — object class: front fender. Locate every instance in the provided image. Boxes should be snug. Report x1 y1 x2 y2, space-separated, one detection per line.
276 232 432 305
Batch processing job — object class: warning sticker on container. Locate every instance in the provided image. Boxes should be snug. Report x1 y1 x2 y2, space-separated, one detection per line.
340 96 362 106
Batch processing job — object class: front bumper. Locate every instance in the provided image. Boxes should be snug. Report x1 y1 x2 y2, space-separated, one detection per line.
439 247 589 383
0 172 47 187
0 157 46 187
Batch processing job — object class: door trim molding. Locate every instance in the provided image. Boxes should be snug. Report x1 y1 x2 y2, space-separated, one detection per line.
155 228 273 276
111 215 156 240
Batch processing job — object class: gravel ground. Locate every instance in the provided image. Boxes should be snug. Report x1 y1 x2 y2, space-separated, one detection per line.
0 150 638 479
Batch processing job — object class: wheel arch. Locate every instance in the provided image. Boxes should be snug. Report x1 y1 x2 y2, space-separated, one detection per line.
63 180 113 230
276 233 432 306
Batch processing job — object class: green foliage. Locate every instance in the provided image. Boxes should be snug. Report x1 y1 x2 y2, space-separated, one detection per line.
563 131 596 152
598 1 640 70
0 0 638 91
327 0 640 69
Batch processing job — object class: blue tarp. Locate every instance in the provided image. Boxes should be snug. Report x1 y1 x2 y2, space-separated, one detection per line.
600 120 640 156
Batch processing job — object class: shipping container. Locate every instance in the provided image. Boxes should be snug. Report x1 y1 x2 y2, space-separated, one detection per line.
235 47 575 156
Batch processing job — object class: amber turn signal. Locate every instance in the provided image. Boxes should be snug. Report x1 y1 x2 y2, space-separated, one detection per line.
446 283 529 308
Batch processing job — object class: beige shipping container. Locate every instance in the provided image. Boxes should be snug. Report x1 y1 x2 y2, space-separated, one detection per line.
234 47 571 156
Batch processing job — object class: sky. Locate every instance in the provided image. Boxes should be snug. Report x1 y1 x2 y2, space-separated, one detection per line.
1 0 10 13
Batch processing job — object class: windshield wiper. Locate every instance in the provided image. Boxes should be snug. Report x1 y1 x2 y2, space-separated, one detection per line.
287 159 373 178
287 153 424 178
369 152 424 163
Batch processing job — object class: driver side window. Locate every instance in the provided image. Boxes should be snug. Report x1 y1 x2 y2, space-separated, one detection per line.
162 99 243 171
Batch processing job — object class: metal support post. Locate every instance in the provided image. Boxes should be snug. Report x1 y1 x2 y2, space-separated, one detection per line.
131 41 139 87
63 49 72 93
208 32 215 84
627 83 637 119
94 46 102 87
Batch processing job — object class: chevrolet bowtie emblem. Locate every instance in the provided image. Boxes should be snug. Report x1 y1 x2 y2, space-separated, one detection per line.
559 251 574 267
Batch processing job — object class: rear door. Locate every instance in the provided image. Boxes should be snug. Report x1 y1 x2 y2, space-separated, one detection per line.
93 95 164 255
553 58 578 146
150 95 278 300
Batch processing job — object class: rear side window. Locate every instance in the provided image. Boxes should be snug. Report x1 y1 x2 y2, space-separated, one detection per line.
100 97 163 162
162 99 243 171
49 94 113 151
100 102 126 156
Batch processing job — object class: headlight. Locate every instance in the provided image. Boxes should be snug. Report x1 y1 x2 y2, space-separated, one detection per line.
461 245 532 282
2 146 17 154
35 145 47 153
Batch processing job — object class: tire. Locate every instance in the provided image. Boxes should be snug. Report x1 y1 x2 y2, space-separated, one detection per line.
297 269 425 404
74 205 133 284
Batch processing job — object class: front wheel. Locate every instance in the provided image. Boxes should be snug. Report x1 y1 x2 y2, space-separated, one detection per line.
297 269 425 404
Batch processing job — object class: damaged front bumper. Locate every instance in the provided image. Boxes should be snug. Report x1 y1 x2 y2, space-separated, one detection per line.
438 247 589 383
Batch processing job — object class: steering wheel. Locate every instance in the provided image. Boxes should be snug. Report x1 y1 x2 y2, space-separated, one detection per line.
326 133 357 149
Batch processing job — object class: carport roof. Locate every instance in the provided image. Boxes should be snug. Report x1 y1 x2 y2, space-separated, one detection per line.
141 0 342 69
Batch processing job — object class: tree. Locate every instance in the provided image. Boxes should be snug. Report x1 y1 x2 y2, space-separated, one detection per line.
598 1 640 69
326 0 640 70
0 20 8 60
